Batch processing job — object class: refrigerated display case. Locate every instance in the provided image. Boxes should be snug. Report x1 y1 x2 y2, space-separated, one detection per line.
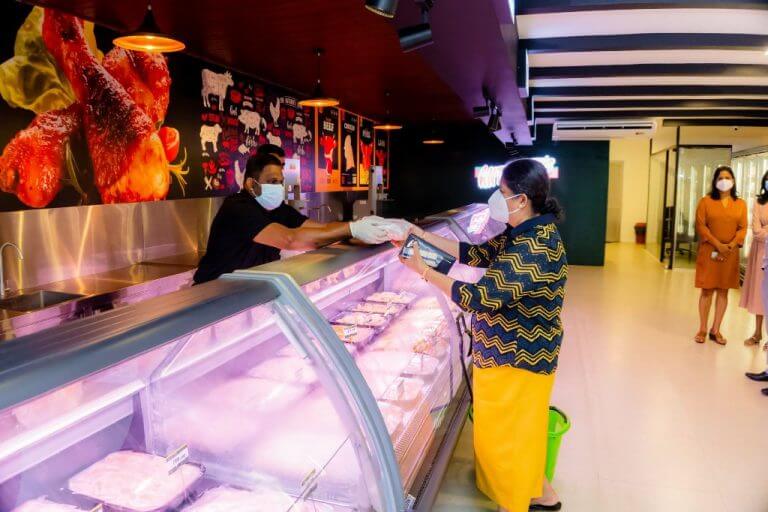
0 207 487 512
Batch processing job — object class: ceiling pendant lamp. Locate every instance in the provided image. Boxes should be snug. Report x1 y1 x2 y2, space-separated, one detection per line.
365 0 400 18
374 91 403 131
113 4 185 53
422 121 444 144
298 48 340 109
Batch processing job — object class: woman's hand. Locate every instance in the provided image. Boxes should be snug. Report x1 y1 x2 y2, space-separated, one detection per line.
399 241 428 276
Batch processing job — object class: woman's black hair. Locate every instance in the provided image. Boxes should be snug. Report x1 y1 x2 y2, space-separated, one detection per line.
501 158 564 221
758 170 768 205
709 165 738 200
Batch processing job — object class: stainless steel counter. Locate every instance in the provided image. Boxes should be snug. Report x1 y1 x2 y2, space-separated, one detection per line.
0 252 200 341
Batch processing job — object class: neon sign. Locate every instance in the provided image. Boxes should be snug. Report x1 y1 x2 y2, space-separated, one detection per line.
474 156 559 189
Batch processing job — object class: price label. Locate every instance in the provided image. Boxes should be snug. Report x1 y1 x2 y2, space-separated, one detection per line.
342 325 358 340
165 445 190 475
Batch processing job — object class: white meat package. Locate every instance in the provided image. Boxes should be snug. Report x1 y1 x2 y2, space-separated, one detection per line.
12 498 85 512
356 351 415 378
365 291 417 305
68 451 203 512
367 376 424 409
403 354 441 379
378 402 405 438
332 324 375 345
183 486 334 512
13 381 84 429
349 301 405 316
247 357 319 385
207 377 307 413
331 311 388 329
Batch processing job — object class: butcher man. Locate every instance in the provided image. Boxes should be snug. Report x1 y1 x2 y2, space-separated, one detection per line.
194 151 392 284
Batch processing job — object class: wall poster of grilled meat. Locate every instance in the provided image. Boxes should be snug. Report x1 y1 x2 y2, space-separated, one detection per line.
315 106 341 192
359 117 374 188
374 130 391 190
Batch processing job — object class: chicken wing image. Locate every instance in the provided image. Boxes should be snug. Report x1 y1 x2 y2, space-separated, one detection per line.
103 47 171 126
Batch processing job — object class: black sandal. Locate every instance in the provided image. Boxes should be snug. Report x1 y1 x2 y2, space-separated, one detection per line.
530 503 562 511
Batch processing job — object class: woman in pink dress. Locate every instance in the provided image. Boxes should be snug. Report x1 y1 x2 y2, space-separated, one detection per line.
740 171 768 346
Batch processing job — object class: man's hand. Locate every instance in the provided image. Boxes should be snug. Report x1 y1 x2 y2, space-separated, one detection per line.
350 216 390 244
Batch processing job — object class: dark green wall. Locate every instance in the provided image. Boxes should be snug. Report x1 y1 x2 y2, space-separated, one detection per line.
516 126 609 266
389 123 609 266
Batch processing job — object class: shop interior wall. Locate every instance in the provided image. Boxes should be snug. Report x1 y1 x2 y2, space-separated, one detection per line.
652 126 768 153
609 138 651 243
516 126 610 266
389 124 610 266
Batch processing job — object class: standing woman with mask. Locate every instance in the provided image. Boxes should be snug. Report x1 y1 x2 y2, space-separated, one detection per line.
740 171 768 346
396 159 568 512
694 165 748 345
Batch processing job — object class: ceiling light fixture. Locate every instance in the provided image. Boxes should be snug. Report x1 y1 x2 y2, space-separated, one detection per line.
374 91 403 131
487 105 502 133
423 139 444 145
365 0 400 18
113 4 185 53
298 48 340 109
422 121 444 144
399 0 435 52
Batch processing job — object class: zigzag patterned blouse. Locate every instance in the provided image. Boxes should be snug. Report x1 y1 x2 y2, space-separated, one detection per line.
450 214 568 374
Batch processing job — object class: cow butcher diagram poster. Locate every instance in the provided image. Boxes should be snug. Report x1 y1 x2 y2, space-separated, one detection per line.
340 111 359 188
315 107 341 192
375 130 391 190
359 118 374 188
200 69 315 195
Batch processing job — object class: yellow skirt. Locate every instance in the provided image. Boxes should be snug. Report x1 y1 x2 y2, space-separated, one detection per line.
473 365 556 512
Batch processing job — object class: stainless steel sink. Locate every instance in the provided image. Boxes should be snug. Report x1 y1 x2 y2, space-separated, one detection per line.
0 291 85 312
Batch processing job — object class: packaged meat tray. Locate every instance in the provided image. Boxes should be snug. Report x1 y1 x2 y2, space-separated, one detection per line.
348 301 406 316
68 451 203 512
164 401 256 454
207 377 307 413
365 291 417 305
368 376 424 409
183 486 335 512
332 324 376 345
356 351 415 378
403 354 442 379
13 381 84 429
330 311 388 329
247 356 319 385
12 498 85 512
377 402 405 439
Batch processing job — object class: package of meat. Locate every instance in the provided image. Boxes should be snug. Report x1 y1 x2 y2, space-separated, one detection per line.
247 357 319 385
330 311 388 329
403 354 441 379
348 301 406 316
13 381 84 429
365 291 418 305
183 486 335 512
377 402 405 439
332 324 376 345
378 377 424 409
12 498 85 512
356 351 416 378
164 401 255 454
412 339 449 360
206 377 308 413
68 451 203 512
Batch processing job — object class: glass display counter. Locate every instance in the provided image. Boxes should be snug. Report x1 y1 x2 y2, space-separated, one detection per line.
0 205 491 512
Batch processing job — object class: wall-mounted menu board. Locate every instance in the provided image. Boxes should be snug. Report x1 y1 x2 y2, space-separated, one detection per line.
375 130 391 190
359 118 375 188
315 107 341 192
340 111 359 189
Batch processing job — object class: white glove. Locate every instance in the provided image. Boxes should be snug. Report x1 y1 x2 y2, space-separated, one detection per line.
378 218 415 241
350 216 391 244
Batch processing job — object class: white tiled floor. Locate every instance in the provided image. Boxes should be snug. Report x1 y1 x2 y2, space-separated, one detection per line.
434 243 768 512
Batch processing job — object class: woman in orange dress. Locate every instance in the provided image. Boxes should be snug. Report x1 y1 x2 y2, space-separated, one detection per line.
694 165 748 345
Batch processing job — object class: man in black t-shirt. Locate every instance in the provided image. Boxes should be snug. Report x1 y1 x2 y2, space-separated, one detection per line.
194 152 390 284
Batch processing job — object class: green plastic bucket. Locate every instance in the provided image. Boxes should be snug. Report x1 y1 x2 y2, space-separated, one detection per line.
545 406 571 481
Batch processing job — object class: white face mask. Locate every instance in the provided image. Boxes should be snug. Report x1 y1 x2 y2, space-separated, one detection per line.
716 178 734 192
255 183 285 210
488 188 524 223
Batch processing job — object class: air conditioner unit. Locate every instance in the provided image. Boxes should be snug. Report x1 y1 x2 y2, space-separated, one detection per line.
552 119 657 140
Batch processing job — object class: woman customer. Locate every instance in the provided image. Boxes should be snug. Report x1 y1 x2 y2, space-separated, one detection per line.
396 159 568 512
740 171 768 346
694 165 748 345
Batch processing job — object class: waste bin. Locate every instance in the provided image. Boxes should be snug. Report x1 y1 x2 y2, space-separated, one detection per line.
634 222 647 244
545 406 571 481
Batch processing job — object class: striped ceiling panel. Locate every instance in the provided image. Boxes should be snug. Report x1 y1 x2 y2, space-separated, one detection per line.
516 1 768 129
